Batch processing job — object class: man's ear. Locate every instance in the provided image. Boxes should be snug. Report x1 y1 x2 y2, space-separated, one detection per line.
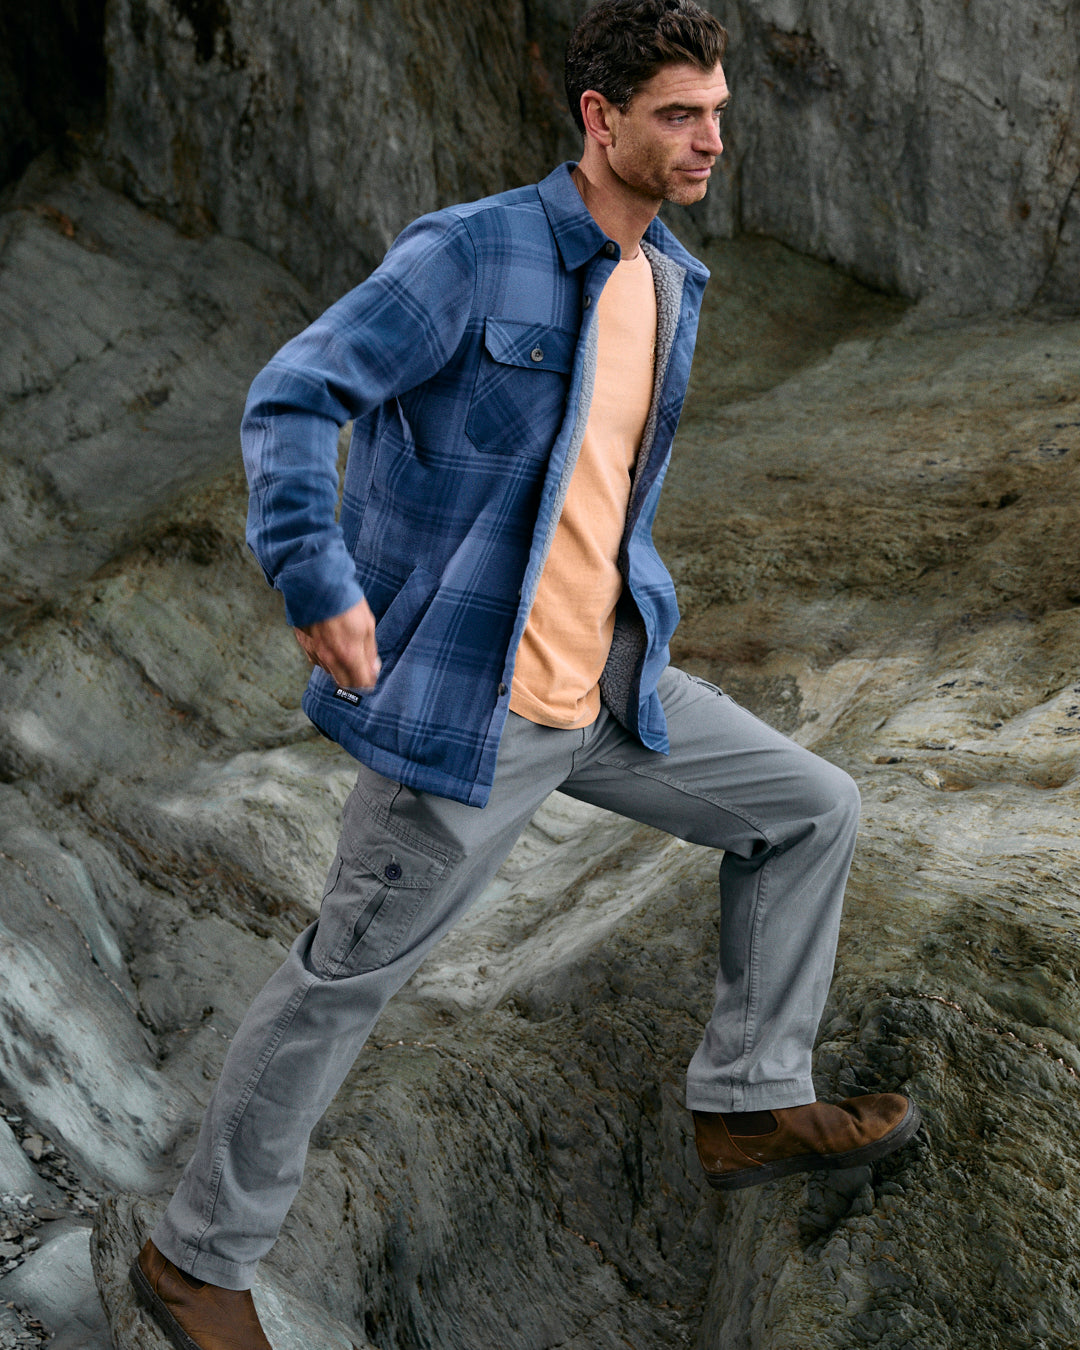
580 89 617 147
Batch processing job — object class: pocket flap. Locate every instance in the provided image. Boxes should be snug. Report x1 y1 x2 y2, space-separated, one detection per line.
482 317 576 374
351 836 445 890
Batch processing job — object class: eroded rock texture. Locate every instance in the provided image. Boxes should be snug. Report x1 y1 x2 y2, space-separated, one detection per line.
102 0 1079 310
690 0 1080 313
103 0 582 302
1 148 1078 1347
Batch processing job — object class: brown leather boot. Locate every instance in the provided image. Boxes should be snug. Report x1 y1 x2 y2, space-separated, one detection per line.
693 1094 921 1191
129 1239 274 1350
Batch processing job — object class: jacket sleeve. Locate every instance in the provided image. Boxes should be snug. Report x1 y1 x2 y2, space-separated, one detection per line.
241 212 477 628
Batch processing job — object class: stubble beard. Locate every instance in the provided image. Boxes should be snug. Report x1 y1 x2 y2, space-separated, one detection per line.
611 143 712 208
663 176 710 206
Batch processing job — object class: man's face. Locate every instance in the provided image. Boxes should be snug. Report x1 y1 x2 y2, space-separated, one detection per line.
603 61 729 206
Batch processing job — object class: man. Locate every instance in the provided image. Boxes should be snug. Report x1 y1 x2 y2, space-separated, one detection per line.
131 3 920 1347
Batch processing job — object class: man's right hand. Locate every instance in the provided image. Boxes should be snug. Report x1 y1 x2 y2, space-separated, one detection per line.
294 598 381 691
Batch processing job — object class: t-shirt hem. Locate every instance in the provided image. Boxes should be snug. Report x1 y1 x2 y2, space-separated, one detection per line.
508 681 601 730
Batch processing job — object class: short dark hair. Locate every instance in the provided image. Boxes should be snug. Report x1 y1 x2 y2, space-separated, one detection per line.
565 0 728 135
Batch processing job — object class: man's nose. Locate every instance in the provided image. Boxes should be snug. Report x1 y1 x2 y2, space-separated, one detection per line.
696 118 724 156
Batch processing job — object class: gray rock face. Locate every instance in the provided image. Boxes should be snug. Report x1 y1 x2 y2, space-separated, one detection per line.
689 0 1080 313
0 154 314 614
101 0 1080 312
661 272 1080 1347
0 1224 110 1350
0 1121 42 1201
0 1 105 188
103 0 581 303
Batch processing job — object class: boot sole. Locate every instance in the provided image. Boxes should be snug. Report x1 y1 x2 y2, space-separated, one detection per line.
129 1258 203 1350
704 1098 923 1192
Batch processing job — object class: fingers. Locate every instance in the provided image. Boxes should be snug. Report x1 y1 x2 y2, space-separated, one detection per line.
296 633 380 691
320 629 380 691
294 598 381 692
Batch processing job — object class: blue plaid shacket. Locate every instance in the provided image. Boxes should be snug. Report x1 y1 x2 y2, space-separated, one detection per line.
242 163 709 806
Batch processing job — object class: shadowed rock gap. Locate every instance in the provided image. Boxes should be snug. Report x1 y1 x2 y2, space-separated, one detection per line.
0 0 107 189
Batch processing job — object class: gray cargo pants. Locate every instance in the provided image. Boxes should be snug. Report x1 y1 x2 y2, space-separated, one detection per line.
153 666 859 1289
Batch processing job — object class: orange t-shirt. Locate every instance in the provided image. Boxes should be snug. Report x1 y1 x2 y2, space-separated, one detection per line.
510 248 657 728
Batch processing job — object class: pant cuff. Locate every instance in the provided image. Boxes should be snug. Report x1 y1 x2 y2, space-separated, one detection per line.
149 1217 259 1292
685 1076 816 1113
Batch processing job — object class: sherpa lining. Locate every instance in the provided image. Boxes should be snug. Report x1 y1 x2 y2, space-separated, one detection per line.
598 240 687 729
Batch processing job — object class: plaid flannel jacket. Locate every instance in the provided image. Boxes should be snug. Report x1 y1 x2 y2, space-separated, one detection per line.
242 163 709 806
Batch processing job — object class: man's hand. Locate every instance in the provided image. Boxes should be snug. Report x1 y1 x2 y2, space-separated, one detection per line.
294 598 381 691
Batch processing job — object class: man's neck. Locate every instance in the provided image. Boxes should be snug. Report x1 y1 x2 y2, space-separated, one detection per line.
571 156 660 261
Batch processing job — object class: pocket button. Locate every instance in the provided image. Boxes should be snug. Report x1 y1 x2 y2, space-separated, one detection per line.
384 862 403 881
530 347 544 362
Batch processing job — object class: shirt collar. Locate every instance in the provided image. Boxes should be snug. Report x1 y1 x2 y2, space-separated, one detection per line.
537 161 709 283
537 162 613 270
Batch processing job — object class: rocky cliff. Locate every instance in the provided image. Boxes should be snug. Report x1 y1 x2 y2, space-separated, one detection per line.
690 0 1080 313
1 2 1079 1348
102 0 582 304
101 0 1079 310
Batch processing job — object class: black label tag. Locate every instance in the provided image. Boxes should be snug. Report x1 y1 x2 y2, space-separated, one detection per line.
334 687 361 705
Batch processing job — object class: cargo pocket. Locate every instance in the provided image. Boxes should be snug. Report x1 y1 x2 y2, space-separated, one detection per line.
466 316 576 455
311 801 448 978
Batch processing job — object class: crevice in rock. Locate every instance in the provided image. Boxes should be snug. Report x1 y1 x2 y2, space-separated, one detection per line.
0 0 107 190
1035 166 1080 309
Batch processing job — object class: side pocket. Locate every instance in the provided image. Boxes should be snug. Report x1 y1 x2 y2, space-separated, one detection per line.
373 565 440 676
686 672 725 697
311 793 448 978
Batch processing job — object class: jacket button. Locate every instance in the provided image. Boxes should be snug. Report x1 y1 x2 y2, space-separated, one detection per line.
604 241 617 257
530 347 544 362
384 861 402 881
583 294 592 308
498 682 508 696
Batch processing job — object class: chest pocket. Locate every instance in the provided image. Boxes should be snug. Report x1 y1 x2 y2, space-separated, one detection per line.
466 317 577 456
